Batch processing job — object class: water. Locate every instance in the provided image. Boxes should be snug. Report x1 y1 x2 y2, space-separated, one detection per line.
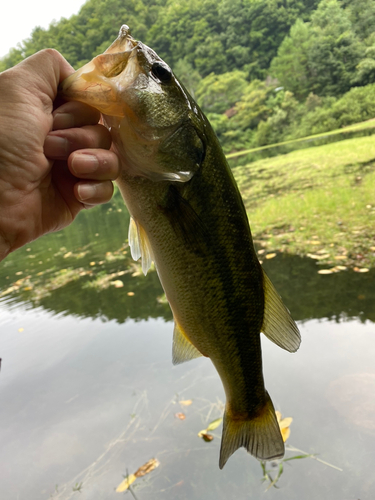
1 195 374 499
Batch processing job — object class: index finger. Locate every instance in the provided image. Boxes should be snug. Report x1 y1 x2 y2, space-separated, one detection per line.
52 101 101 130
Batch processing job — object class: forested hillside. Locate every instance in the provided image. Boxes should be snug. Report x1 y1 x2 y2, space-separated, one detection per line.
2 0 375 153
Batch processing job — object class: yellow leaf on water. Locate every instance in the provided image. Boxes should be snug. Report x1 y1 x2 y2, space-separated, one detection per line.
206 417 223 432
265 253 276 259
89 262 96 266
334 255 346 260
318 269 334 274
179 400 193 406
111 280 124 288
281 427 290 442
127 292 135 296
278 417 293 429
276 411 292 443
175 412 186 420
116 459 159 493
335 266 347 271
116 474 136 492
198 417 223 438
356 267 369 273
63 252 72 258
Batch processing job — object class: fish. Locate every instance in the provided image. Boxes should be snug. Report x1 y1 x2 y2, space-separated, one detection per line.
60 25 301 468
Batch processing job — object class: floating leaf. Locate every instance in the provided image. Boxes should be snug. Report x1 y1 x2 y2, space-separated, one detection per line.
63 252 72 258
111 280 124 288
116 474 136 492
175 412 186 420
179 400 193 406
354 267 369 273
201 433 214 442
265 253 276 260
198 417 223 438
116 459 159 493
318 269 334 274
307 253 329 260
276 411 292 443
134 458 160 477
127 292 135 296
206 417 223 432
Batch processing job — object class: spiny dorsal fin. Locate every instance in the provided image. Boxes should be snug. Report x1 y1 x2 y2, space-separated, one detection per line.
261 269 301 353
128 216 153 275
172 320 203 365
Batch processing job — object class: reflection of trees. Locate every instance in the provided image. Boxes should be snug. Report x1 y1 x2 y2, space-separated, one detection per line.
1 199 374 324
263 254 375 323
39 270 172 323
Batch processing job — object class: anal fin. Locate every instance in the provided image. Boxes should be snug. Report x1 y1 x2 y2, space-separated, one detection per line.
261 269 301 353
128 216 153 276
172 320 203 365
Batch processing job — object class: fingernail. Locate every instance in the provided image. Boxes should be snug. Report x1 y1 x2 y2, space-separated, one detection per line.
44 135 68 158
53 113 74 130
77 183 97 201
71 154 99 175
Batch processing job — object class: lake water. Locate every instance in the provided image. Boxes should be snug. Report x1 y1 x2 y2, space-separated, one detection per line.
1 194 374 499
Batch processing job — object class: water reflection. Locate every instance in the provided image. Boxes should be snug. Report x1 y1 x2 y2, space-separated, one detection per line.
1 200 375 499
1 201 373 324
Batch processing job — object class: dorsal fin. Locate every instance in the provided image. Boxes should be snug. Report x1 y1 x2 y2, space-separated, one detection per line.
261 269 301 353
172 320 203 365
128 216 153 275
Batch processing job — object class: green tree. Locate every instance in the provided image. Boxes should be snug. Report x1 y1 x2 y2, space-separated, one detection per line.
270 0 365 99
196 71 248 114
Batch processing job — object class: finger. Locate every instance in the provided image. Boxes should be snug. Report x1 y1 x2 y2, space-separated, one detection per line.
44 124 112 159
69 149 120 181
74 180 114 207
52 101 101 130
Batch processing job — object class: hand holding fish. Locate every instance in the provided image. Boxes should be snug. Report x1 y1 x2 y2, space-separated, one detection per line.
0 49 120 261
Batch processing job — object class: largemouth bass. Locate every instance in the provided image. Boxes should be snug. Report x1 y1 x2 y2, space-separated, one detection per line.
61 26 301 468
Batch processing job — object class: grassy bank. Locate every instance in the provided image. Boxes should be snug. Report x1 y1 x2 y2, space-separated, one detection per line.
234 134 375 270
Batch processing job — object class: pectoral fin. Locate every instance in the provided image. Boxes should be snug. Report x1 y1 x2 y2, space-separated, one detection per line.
128 217 153 275
261 269 301 353
172 320 203 365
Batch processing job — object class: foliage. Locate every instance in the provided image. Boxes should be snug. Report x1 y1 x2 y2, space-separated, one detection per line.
2 0 375 155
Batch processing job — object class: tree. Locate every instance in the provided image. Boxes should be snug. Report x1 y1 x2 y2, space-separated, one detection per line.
195 71 248 114
270 0 365 99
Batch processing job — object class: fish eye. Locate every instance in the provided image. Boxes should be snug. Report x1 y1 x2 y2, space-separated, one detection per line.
151 62 172 84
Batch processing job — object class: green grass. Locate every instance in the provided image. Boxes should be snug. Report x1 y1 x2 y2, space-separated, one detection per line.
233 135 375 269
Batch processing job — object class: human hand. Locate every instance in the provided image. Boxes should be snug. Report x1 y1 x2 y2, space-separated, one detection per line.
0 49 120 261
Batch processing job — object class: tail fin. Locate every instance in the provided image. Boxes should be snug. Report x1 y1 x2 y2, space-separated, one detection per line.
219 391 284 469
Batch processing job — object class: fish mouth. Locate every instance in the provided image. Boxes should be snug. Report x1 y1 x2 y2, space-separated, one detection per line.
60 25 139 116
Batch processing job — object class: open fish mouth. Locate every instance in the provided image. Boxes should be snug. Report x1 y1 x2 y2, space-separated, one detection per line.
60 25 140 116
